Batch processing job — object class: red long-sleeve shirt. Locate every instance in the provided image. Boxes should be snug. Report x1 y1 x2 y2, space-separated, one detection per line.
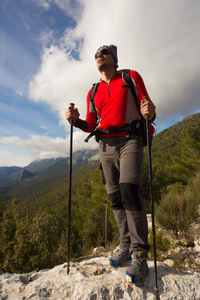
76 70 155 137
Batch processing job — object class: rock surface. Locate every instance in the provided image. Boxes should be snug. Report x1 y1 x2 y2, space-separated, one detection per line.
0 257 200 300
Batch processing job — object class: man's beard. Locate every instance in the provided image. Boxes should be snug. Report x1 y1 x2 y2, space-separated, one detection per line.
98 62 107 72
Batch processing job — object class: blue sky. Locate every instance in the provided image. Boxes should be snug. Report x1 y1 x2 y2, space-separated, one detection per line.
0 0 200 167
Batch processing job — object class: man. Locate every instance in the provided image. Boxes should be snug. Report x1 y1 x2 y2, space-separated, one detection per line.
65 44 156 284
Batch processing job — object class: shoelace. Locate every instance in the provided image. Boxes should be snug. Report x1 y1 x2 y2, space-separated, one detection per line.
130 255 147 276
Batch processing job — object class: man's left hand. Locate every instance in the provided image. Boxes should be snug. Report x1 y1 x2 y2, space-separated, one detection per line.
141 97 156 120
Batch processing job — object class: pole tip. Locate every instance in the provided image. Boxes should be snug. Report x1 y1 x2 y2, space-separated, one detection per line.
154 287 159 299
66 262 70 274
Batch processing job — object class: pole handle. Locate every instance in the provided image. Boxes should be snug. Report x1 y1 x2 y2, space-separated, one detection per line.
69 103 75 123
143 96 150 120
143 96 149 102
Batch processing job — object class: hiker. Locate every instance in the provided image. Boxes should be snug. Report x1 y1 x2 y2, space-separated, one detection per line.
65 44 156 284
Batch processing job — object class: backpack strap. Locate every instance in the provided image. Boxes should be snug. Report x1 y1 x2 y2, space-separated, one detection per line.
89 82 99 114
120 69 143 119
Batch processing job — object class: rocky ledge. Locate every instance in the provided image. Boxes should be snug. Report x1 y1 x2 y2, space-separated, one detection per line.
0 253 200 300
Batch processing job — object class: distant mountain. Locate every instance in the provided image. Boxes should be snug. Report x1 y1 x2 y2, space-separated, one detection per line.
26 150 99 174
16 170 35 182
0 166 23 185
0 149 99 199
26 158 66 173
0 149 99 187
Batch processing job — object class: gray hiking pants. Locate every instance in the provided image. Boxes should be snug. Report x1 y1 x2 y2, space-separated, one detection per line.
99 135 150 253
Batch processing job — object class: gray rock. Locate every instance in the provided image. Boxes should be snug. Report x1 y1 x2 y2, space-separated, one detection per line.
163 259 174 268
0 257 200 299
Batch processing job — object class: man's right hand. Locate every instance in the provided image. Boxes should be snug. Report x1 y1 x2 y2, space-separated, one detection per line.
65 105 79 124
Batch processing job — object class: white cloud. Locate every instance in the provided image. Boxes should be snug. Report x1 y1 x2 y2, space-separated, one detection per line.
0 131 98 166
0 145 35 167
34 0 83 21
40 125 47 130
15 90 23 97
38 29 54 47
33 0 51 10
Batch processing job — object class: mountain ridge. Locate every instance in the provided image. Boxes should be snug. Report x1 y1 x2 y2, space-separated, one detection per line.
0 149 99 186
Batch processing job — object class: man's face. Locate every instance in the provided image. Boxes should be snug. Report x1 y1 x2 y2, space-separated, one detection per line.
95 49 115 72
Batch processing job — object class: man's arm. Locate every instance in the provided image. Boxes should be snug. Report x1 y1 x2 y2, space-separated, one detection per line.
130 70 156 120
65 90 97 132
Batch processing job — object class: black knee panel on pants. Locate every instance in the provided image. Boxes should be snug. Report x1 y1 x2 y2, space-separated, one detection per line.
109 190 123 210
120 183 142 211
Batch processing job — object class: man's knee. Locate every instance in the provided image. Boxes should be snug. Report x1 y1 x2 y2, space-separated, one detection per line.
120 183 142 211
109 190 123 210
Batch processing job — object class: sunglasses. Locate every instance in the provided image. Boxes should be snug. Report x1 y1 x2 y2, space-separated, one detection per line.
95 49 111 60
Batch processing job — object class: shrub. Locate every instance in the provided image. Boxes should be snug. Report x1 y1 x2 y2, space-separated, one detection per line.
155 177 199 238
148 228 171 261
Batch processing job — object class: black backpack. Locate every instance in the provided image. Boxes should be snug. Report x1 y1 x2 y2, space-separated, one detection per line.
85 69 155 146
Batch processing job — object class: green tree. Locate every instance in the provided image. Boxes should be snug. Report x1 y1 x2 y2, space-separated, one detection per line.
0 198 6 219
0 195 23 273
0 209 17 273
29 209 59 271
12 215 33 273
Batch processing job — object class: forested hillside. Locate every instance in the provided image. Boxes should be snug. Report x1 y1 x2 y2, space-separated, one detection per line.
0 113 199 274
142 113 200 205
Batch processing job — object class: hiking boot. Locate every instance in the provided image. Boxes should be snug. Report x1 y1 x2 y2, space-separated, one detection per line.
125 250 149 285
109 249 131 267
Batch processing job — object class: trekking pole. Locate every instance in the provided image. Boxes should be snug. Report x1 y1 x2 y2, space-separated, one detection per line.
144 97 159 300
67 102 75 275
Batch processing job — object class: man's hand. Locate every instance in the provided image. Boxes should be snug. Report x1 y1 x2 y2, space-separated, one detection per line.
141 96 156 120
65 105 79 124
